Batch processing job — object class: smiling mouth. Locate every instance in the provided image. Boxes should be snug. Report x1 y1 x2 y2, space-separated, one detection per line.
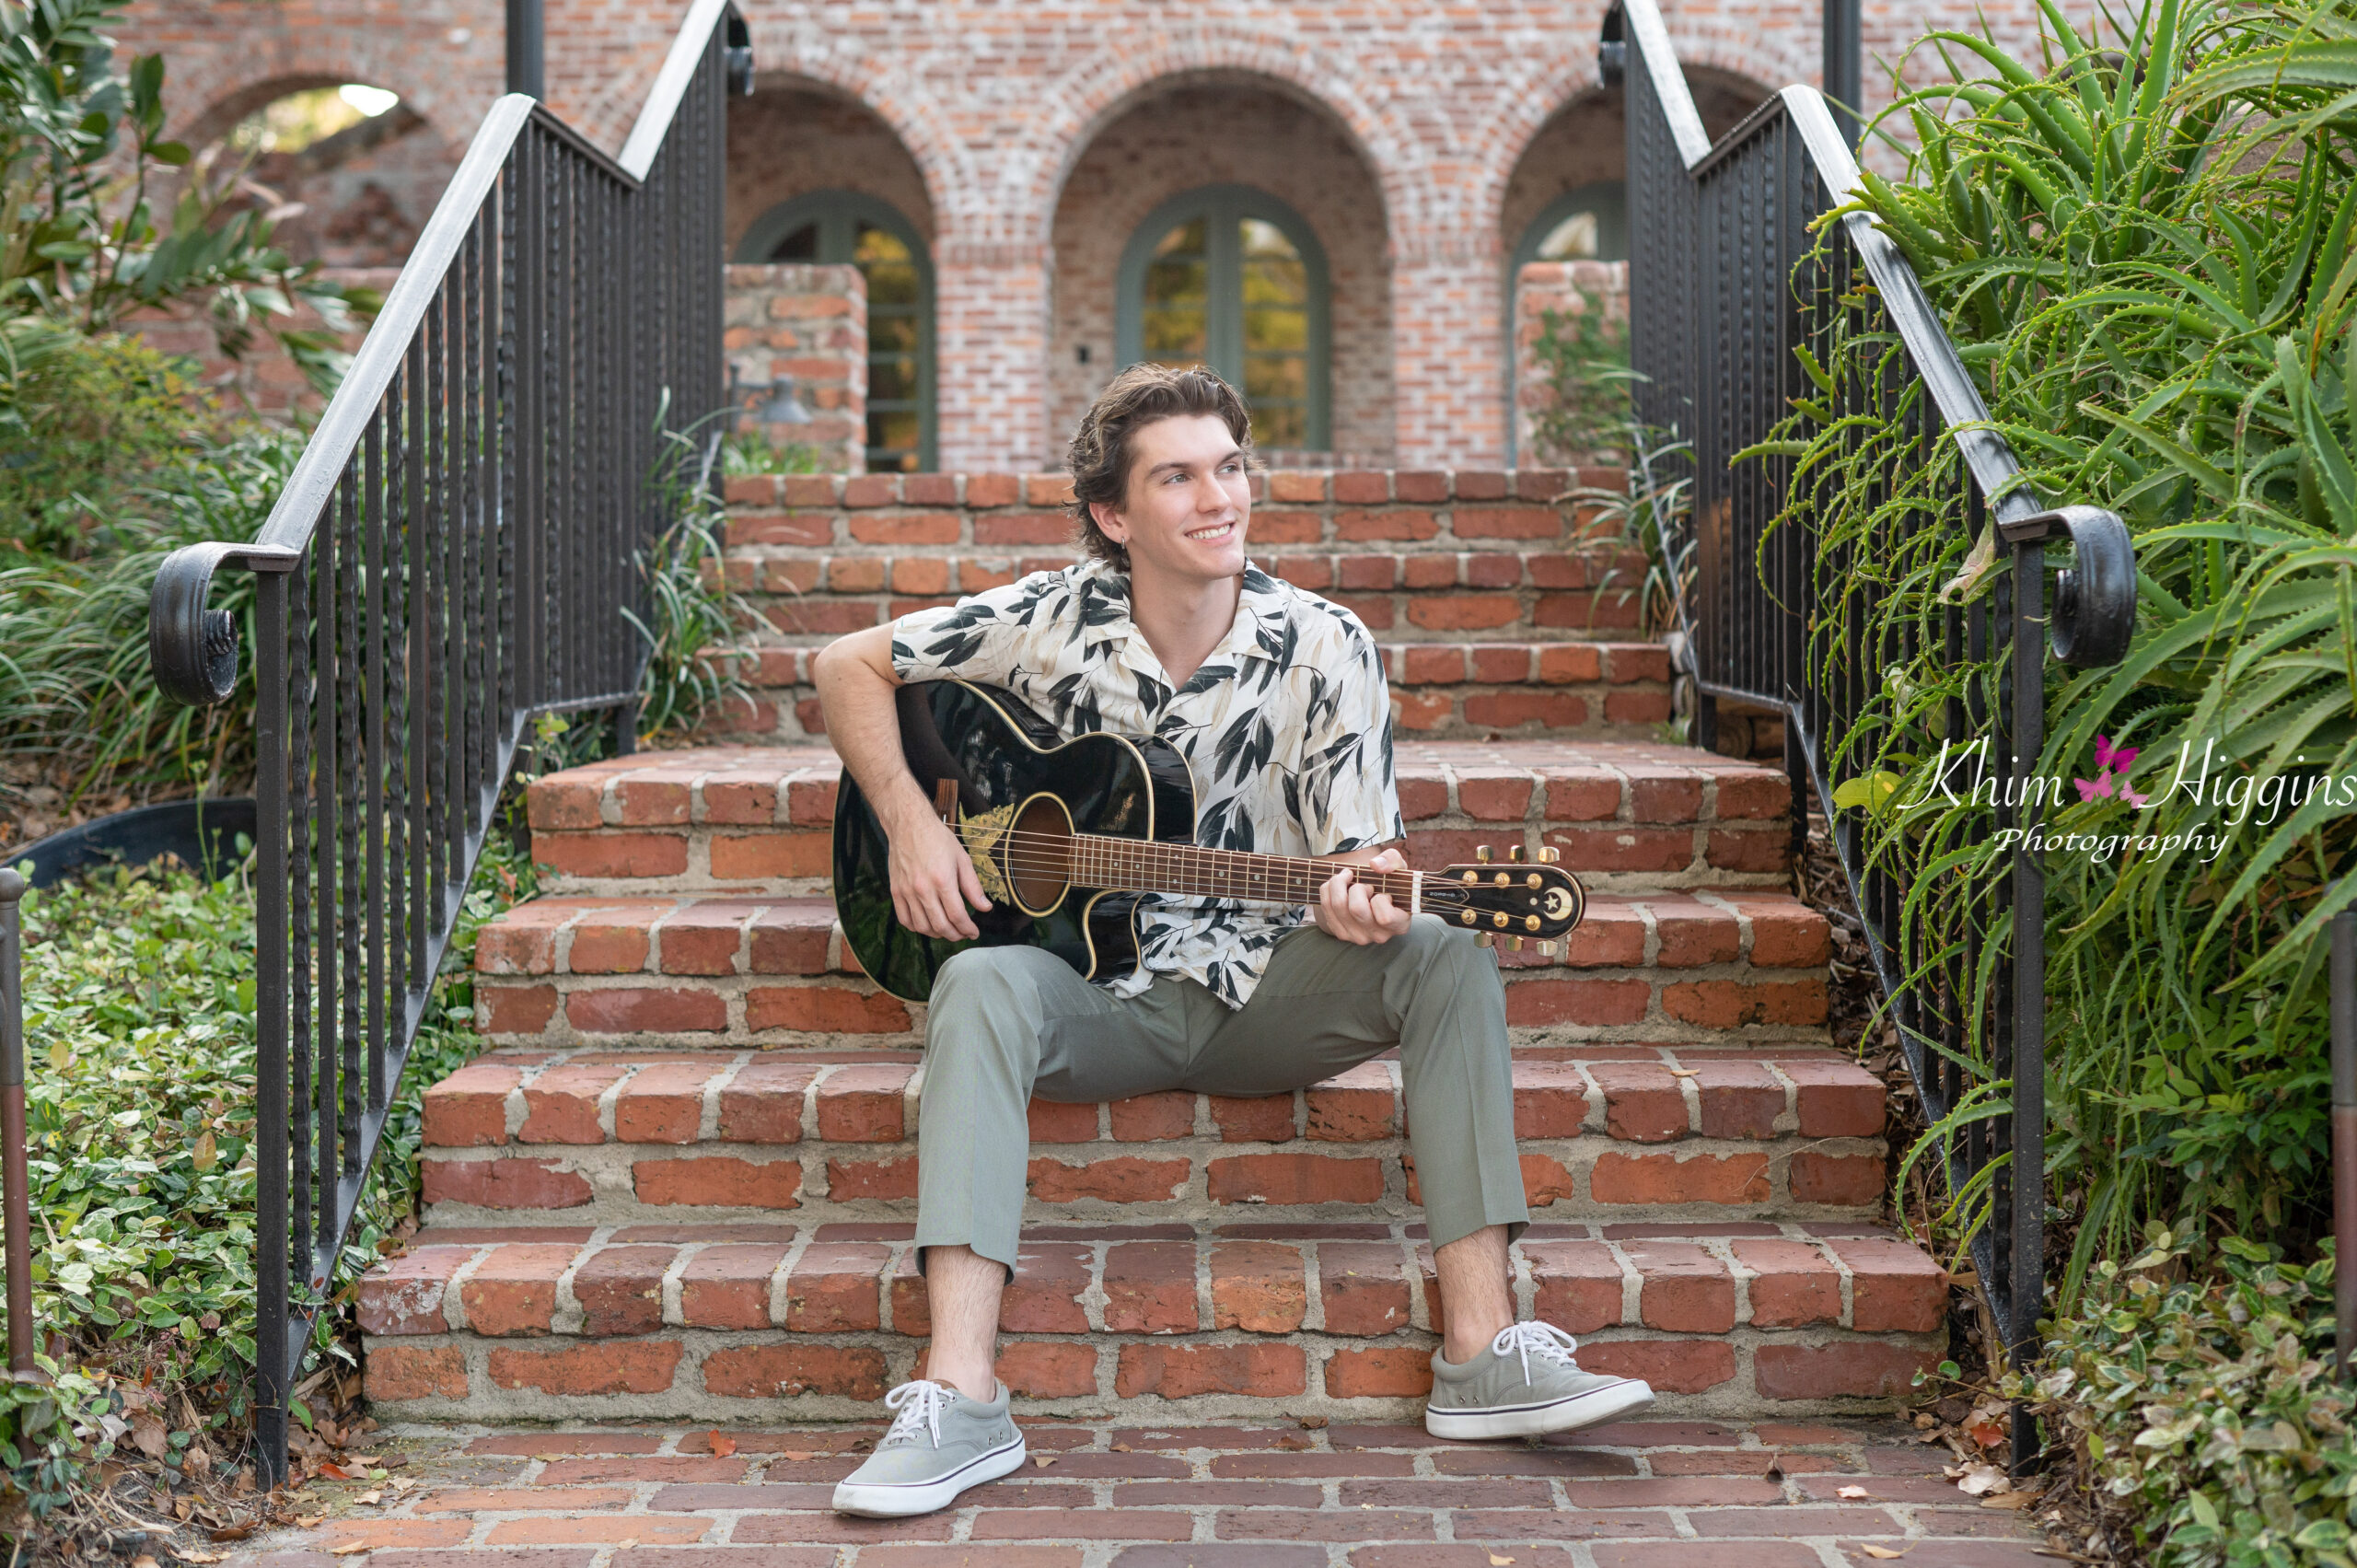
1186 519 1237 540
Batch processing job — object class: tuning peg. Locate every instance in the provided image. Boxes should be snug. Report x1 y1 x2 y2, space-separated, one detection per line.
1524 915 1541 933
1475 931 1495 948
1537 845 1561 864
1537 940 1557 957
1507 843 1525 863
1475 845 1492 864
1505 936 1524 951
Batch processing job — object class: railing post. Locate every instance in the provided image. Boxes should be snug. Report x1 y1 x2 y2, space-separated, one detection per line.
1821 0 1861 145
2333 907 2356 1377
505 0 544 99
0 867 39 1380
2009 534 2047 1470
251 567 292 1489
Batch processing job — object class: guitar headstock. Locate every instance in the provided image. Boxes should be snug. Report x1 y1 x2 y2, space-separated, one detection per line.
1421 843 1584 953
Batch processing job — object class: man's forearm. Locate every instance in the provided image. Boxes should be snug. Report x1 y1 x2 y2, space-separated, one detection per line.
813 636 934 837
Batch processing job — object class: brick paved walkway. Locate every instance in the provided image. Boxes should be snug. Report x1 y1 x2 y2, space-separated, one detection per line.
224 1419 2053 1567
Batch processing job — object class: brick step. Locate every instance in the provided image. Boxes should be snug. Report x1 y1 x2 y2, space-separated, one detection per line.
358 1219 1946 1423
472 891 1829 1051
420 1046 1884 1227
713 640 1672 745
523 739 1794 899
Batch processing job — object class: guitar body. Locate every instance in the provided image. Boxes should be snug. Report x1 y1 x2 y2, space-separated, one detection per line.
832 680 1198 1005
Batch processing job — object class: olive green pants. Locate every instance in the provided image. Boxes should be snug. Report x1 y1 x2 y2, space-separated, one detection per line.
912 912 1529 1272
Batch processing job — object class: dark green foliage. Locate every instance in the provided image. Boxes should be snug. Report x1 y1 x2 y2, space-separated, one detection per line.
1524 288 1632 468
2013 1234 2357 1566
1764 0 2357 1288
0 331 213 549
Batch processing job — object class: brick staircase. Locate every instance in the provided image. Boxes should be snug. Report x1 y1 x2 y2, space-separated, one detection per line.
354 468 1944 1435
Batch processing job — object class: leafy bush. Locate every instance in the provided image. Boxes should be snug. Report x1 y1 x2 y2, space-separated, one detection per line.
1770 0 2357 1283
626 426 760 745
0 331 217 550
718 429 827 476
1524 286 1631 468
0 839 528 1516
2014 1234 2357 1566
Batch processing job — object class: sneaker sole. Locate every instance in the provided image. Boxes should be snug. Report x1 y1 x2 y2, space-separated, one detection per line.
1424 1376 1657 1441
830 1432 1028 1517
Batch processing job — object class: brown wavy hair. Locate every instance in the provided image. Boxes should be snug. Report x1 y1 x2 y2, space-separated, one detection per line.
1065 363 1253 573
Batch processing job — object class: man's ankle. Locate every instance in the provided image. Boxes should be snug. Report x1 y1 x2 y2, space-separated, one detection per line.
929 1367 998 1403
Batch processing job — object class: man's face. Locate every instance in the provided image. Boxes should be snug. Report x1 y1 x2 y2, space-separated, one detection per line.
1093 413 1252 586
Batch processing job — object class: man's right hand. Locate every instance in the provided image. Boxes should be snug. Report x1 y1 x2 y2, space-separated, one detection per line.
888 809 993 941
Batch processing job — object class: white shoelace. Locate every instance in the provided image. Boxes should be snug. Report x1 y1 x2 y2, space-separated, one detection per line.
879 1379 957 1449
1491 1320 1582 1384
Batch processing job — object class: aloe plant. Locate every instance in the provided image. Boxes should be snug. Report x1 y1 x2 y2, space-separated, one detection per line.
1768 0 2357 1298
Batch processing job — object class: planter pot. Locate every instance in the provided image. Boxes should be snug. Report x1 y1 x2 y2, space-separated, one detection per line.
7 797 257 889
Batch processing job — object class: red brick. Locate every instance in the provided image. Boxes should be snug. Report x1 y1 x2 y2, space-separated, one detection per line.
681 1241 793 1330
722 475 776 505
421 1156 593 1210
1028 1156 1189 1203
635 1156 801 1208
1337 554 1398 590
484 1518 711 1548
815 1063 915 1141
828 1157 917 1200
1408 595 1521 632
1109 1092 1195 1140
356 1246 471 1335
1116 1343 1306 1399
1563 901 1647 967
1336 509 1437 541
1752 1341 1936 1400
1781 1059 1884 1137
964 473 1019 506
1510 1062 1589 1138
571 1244 673 1337
1526 1240 1622 1332
1650 901 1739 967
364 1344 470 1402
487 1341 682 1396
745 984 911 1034
1329 593 1394 629
1715 770 1793 819
1519 1153 1577 1204
709 830 831 880
1332 470 1390 504
566 912 654 973
1209 1094 1295 1143
784 1242 889 1330
1660 978 1827 1029
1732 1239 1840 1328
459 1241 577 1335
1004 1243 1092 1333
1402 554 1458 589
1104 1242 1200 1333
1250 509 1323 543
1789 1152 1884 1206
1324 1348 1434 1399
1390 692 1445 730
1393 471 1449 503
475 908 568 975
1319 1242 1412 1336
994 1342 1099 1399
1576 1337 1736 1394
1826 1237 1947 1330
1207 1154 1383 1206
1306 1065 1394 1141
1268 471 1328 503
732 510 832 547
517 1063 623 1143
1457 774 1534 820
975 511 1074 546
1503 977 1650 1028
766 599 881 636
1704 828 1789 873
1396 775 1450 819
1629 772 1705 824
1027 1098 1100 1143
1540 770 1623 820
718 1058 816 1143
1694 1060 1785 1139
1399 645 1465 683
1024 474 1077 505
479 983 560 1036
614 1062 715 1144
1541 827 1694 875
616 779 691 827
1464 691 1586 729
423 1063 520 1145
657 903 753 975
1586 1063 1686 1142
566 987 727 1036
1453 505 1558 539
1623 1241 1735 1332
701 1343 888 1400
1210 1241 1306 1331
1589 1152 1771 1206
1537 644 1607 682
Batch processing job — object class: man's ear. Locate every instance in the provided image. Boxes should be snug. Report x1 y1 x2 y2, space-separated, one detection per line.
1088 498 1127 542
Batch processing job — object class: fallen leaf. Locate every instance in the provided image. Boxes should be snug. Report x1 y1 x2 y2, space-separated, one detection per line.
1836 1485 1871 1499
707 1433 737 1458
327 1545 368 1557
1031 1456 1056 1468
1668 1067 1700 1078
1981 1492 2037 1510
133 1416 169 1460
1491 1557 1516 1567
1298 1416 1328 1429
354 1491 382 1506
294 1515 327 1528
1111 1444 1132 1453
1956 1463 2011 1496
388 1478 418 1495
778 1451 812 1463
315 1462 356 1481
173 1553 225 1564
207 1527 254 1543
1860 1548 1910 1561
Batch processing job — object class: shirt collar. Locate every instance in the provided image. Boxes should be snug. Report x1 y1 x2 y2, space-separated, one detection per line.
1078 559 1291 673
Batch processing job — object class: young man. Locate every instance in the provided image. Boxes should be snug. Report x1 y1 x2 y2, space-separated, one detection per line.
809 365 1653 1519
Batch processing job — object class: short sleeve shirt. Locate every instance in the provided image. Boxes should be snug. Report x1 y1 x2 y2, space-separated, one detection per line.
888 558 1404 1008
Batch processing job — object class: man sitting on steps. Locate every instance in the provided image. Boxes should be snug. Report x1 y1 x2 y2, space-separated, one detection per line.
808 363 1655 1519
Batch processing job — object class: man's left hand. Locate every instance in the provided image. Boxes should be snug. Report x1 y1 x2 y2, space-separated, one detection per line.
1316 847 1412 946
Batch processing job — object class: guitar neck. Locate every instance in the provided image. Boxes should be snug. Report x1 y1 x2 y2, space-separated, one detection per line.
1067 833 1417 911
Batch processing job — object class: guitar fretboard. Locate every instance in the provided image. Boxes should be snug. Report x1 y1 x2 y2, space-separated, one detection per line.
1061 833 1418 910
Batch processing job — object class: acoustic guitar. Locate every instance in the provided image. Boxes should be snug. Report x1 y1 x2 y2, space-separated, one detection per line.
832 679 1587 1005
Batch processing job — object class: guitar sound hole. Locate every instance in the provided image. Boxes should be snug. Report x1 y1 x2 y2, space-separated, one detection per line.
1010 794 1074 914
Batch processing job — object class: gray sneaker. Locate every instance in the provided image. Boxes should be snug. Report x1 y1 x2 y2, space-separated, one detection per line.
1426 1321 1656 1440
831 1378 1027 1517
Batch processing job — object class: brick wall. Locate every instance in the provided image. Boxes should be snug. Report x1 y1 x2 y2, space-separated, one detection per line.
1514 260 1631 469
724 263 865 474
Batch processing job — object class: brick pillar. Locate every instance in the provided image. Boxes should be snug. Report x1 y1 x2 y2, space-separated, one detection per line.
935 239 1051 471
1391 239 1507 470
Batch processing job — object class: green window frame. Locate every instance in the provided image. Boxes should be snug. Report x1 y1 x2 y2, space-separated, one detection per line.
1116 185 1330 453
737 190 936 472
1505 181 1629 463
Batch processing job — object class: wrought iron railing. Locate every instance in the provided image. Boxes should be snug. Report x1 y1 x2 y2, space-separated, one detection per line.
1603 0 2138 1464
145 0 748 1481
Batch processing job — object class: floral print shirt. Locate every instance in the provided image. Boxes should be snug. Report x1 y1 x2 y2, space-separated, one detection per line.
889 557 1403 1007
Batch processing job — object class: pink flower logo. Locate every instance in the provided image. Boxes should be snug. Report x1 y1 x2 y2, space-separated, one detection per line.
2074 734 2148 807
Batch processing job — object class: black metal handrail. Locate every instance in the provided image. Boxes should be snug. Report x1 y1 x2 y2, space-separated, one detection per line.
1603 0 2137 1465
146 0 747 1482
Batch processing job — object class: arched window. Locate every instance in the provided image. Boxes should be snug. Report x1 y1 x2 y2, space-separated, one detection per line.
1513 182 1629 272
737 191 935 472
1116 186 1329 452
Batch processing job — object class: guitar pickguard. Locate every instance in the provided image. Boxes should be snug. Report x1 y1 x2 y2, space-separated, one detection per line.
956 802 1018 904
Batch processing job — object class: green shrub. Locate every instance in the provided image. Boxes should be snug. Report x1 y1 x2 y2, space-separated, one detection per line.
718 429 827 476
0 331 216 552
1525 286 1632 468
2014 1234 2357 1566
1767 0 2357 1283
